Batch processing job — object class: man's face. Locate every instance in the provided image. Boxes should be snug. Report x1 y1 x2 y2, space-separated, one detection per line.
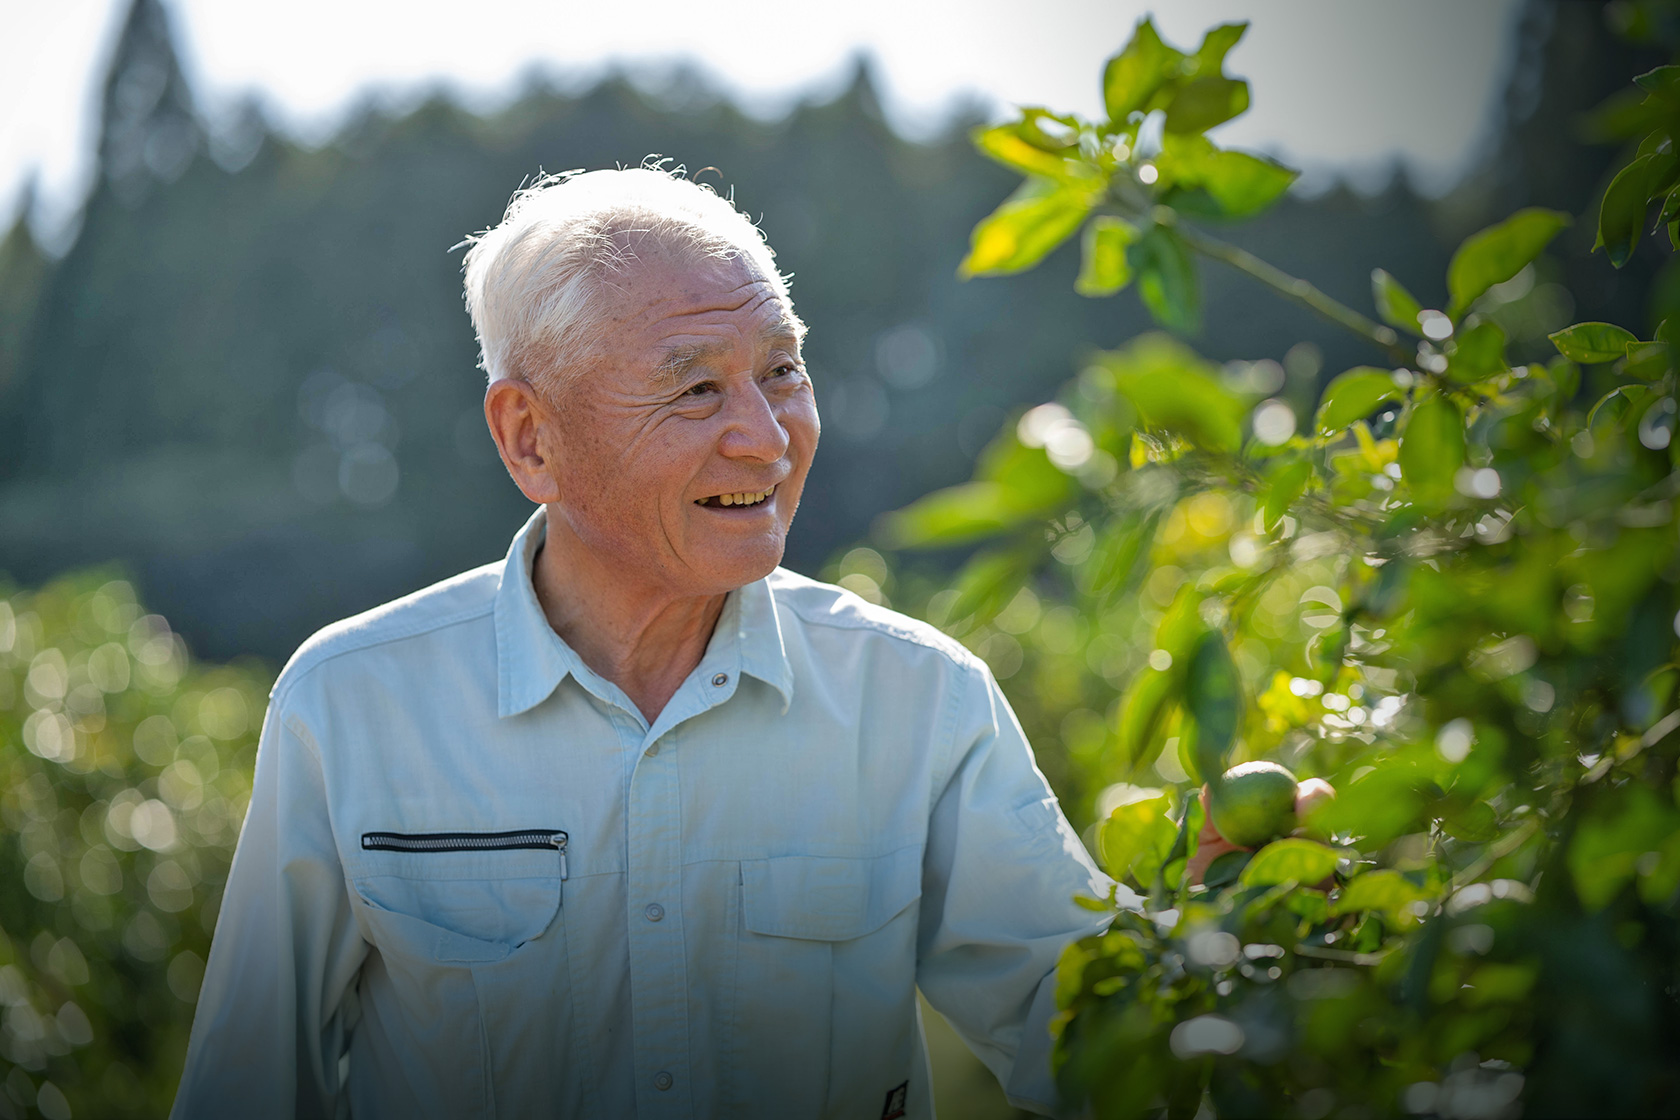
538 246 819 598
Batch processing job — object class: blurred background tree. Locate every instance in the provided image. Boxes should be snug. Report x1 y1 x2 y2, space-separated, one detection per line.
0 1 1676 1117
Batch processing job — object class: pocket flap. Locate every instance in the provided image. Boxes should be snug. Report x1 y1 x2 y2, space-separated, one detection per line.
742 848 921 941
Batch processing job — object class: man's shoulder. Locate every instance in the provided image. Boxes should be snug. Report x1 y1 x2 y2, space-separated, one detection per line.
273 560 503 700
767 568 981 672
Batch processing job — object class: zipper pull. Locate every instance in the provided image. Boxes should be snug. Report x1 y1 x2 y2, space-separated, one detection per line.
553 832 569 880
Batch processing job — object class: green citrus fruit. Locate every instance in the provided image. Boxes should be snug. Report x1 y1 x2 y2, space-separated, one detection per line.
1209 761 1298 848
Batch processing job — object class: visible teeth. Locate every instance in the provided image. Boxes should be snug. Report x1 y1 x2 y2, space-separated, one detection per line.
708 487 774 508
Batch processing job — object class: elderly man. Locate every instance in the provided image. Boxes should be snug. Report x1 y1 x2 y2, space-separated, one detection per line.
171 167 1114 1119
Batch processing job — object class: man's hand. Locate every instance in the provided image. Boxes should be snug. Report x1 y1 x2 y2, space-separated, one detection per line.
1187 778 1336 886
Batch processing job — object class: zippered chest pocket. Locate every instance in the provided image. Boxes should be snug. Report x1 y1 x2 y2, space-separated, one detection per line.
347 828 568 960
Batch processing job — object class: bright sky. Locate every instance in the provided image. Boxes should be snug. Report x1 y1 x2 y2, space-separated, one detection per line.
2 0 1524 242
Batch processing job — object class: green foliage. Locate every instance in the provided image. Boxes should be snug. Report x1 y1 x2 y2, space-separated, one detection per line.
888 25 1680 1117
960 18 1299 335
0 572 269 1117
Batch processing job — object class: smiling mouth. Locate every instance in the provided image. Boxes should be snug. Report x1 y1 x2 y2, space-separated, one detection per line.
696 486 776 509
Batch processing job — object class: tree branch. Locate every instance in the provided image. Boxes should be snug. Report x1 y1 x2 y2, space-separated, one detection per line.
1166 215 1413 367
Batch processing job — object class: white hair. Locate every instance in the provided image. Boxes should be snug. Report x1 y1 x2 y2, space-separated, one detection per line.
460 163 799 392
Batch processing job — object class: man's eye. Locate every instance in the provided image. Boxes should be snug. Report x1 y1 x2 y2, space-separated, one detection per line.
771 363 799 378
685 381 717 396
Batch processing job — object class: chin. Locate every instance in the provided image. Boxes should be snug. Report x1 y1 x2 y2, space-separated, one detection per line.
696 540 785 592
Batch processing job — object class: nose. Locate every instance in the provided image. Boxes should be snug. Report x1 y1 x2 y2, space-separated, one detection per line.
720 382 791 463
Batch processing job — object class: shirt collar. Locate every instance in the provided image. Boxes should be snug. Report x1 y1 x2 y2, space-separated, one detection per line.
494 507 795 719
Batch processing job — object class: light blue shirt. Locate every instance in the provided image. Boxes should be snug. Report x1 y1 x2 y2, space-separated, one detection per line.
172 508 1112 1119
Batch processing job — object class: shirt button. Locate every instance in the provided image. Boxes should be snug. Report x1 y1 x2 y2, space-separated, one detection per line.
645 903 665 922
653 1071 674 1091
645 744 660 758
711 672 728 687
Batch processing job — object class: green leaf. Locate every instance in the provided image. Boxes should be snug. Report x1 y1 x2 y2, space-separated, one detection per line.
972 124 1080 183
1263 458 1312 531
1399 393 1466 511
1371 269 1424 335
1131 227 1200 334
1085 508 1165 603
1184 632 1242 783
1625 340 1671 379
1163 77 1250 135
1075 217 1139 297
1201 849 1251 890
1569 786 1680 910
1596 152 1677 268
959 177 1095 278
1315 367 1403 435
1115 666 1178 774
1331 869 1431 922
1103 18 1185 122
1549 321 1641 363
1098 792 1176 883
1239 838 1338 888
1635 64 1680 102
1447 208 1572 317
1191 22 1247 74
938 547 1037 632
876 482 1017 548
1446 320 1508 384
1197 150 1296 218
1097 333 1242 450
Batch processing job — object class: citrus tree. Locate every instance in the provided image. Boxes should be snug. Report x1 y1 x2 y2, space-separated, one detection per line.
880 20 1680 1118
0 574 268 1119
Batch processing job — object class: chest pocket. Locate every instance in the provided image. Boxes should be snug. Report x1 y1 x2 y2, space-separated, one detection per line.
740 849 921 940
341 831 578 1120
731 848 923 1119
347 830 566 963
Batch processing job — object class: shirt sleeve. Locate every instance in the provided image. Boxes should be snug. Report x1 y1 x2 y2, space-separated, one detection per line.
915 659 1115 1117
171 692 367 1120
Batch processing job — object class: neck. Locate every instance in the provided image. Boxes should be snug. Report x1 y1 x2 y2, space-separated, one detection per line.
532 508 727 722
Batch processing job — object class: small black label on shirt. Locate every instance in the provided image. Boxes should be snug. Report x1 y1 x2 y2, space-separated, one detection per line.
881 1081 908 1120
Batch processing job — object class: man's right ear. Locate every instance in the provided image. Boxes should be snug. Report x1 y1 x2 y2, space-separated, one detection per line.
484 378 563 505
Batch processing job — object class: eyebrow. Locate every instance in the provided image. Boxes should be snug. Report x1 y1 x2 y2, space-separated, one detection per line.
649 324 804 387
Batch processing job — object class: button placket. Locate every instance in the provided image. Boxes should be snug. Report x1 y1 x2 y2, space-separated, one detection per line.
626 727 690 1114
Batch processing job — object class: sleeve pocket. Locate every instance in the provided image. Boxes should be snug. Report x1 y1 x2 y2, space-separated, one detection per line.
742 848 922 941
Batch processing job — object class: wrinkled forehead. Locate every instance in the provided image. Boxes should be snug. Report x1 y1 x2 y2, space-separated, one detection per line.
597 243 804 348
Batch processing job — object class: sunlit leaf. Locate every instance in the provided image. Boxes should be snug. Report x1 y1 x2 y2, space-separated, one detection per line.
1116 666 1179 774
1239 838 1338 888
1595 152 1677 268
1085 507 1165 603
1185 632 1241 782
1190 22 1247 75
1263 458 1312 530
1076 217 1139 296
1097 333 1242 449
1103 18 1185 122
1446 208 1571 317
1163 77 1250 135
1371 269 1424 335
1331 869 1431 922
1315 367 1404 435
972 123 1082 182
1099 791 1176 883
1399 392 1465 511
959 177 1096 278
1197 149 1296 217
875 482 1019 548
1549 321 1640 363
1445 320 1508 384
1131 227 1201 334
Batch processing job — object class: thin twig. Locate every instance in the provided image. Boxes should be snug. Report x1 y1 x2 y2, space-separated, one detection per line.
1165 215 1412 367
